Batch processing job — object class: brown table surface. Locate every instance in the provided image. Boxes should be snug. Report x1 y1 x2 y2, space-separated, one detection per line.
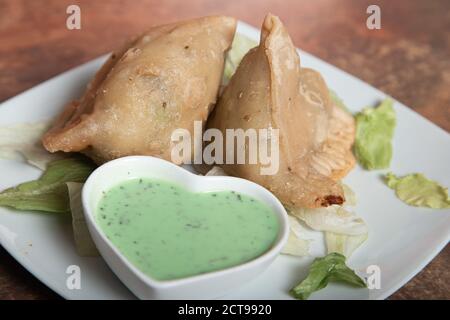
0 0 449 300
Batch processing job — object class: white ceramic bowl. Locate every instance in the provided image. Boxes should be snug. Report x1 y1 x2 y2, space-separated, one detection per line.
82 156 289 299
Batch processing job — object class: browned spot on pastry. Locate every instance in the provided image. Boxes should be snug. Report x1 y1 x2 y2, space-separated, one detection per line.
320 195 344 206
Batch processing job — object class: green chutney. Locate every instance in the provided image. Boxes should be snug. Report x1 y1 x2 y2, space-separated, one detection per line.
96 178 279 281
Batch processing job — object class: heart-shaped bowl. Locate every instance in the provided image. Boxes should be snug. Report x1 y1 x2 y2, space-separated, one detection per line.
82 155 289 299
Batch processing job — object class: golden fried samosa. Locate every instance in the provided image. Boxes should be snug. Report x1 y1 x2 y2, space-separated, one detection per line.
206 14 355 208
43 16 236 163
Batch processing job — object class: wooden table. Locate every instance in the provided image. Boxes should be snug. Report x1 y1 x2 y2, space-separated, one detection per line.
0 0 449 300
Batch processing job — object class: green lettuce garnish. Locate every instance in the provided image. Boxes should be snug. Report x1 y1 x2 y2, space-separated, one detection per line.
223 34 257 83
0 119 65 170
325 232 368 258
0 157 96 213
354 99 396 170
329 89 350 113
282 215 310 257
67 182 100 256
290 252 366 300
385 172 450 209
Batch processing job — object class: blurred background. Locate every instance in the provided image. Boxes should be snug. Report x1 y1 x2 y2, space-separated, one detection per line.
0 0 449 299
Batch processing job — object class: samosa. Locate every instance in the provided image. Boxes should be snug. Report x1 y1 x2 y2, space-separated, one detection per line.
43 16 236 164
207 14 355 208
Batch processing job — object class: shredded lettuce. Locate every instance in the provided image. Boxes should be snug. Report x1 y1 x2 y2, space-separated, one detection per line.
386 172 450 209
0 157 99 256
288 184 368 258
329 89 350 113
223 34 257 84
204 165 227 176
0 157 96 213
0 120 65 170
290 252 366 300
288 205 367 236
325 232 368 258
289 206 368 258
342 183 357 206
354 99 396 170
282 215 311 256
67 182 99 256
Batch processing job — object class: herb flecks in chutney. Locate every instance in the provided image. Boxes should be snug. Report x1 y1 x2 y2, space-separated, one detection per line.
96 178 279 281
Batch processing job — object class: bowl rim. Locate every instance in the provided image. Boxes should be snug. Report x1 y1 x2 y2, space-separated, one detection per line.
82 155 290 289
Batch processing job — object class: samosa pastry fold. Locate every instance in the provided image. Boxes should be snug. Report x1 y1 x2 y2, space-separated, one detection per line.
207 14 355 208
43 16 237 164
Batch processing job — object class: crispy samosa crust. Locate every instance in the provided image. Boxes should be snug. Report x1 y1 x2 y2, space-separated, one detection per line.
207 14 355 208
43 16 236 164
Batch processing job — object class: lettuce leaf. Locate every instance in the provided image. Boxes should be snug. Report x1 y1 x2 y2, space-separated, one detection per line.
289 184 368 258
204 165 227 176
354 99 396 170
342 183 357 206
0 120 65 170
386 172 450 209
223 34 257 84
67 182 100 256
0 157 96 213
290 252 366 300
329 89 350 113
282 215 311 256
288 205 368 236
325 232 368 258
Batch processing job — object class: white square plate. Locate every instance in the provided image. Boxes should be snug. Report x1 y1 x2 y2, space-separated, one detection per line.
0 21 449 300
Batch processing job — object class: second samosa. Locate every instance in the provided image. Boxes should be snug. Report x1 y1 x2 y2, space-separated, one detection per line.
207 14 356 208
